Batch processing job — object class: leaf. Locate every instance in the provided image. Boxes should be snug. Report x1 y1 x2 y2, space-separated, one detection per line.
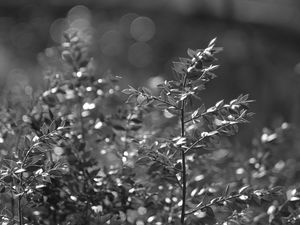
122 89 134 95
203 206 215 218
112 124 126 131
252 194 261 206
136 157 152 166
191 109 199 119
137 94 147 105
208 37 217 47
179 57 191 64
99 214 113 223
174 162 182 171
41 123 48 135
238 185 250 194
206 106 216 113
215 99 224 109
155 102 168 110
166 107 179 116
2 175 13 183
49 109 54 120
207 131 219 137
240 94 249 102
35 184 46 189
49 120 56 133
167 96 176 105
49 169 62 177
187 48 197 58
142 87 152 96
210 197 219 204
24 136 31 149
15 168 26 174
173 62 186 74
0 185 5 193
211 47 223 54
174 137 186 146
290 196 300 201
130 117 142 124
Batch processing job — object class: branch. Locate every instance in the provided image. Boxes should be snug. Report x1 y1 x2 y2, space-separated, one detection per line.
185 194 241 216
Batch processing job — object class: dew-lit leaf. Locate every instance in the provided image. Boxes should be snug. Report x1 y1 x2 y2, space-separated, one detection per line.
15 168 26 174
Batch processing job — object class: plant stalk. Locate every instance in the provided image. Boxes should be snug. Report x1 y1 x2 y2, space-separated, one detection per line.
180 76 187 224
18 195 22 225
11 191 15 219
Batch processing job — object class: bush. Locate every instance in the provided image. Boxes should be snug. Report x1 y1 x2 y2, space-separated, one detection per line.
0 31 299 225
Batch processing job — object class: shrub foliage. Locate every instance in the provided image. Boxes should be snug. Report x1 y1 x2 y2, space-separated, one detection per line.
0 31 299 225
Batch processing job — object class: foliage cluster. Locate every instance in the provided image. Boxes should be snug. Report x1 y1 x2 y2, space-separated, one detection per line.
0 30 299 225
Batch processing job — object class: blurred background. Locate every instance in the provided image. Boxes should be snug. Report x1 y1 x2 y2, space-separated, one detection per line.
1 0 300 141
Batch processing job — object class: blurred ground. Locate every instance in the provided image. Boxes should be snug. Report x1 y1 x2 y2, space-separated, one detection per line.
1 0 300 142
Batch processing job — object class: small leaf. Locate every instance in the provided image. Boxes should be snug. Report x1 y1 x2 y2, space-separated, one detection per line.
49 120 56 133
0 186 5 193
122 89 134 95
238 185 250 194
252 194 261 205
15 168 26 174
35 184 46 189
187 48 197 58
167 96 176 105
215 99 224 109
155 102 168 110
166 107 179 116
41 123 48 135
49 109 54 120
203 206 215 218
130 118 142 125
111 124 126 132
2 175 13 183
173 62 186 74
142 87 152 96
290 196 300 201
49 170 62 177
224 184 230 197
24 137 31 149
174 137 186 146
137 94 147 105
208 37 217 47
206 106 216 113
136 157 152 166
210 197 219 204
191 109 199 119
174 162 182 171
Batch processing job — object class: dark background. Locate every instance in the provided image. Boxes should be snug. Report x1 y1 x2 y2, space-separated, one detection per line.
1 0 300 141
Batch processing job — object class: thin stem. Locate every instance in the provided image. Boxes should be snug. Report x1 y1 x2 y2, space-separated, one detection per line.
18 173 23 225
79 101 86 141
180 75 187 225
180 148 186 224
11 190 14 219
18 196 22 225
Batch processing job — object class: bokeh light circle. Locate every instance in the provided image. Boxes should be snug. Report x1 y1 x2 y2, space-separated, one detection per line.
49 18 68 43
67 5 91 24
119 13 138 37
